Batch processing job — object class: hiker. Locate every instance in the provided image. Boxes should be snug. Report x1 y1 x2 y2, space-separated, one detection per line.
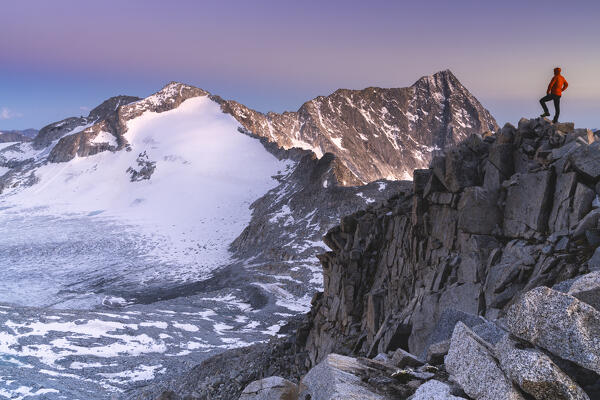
540 67 568 123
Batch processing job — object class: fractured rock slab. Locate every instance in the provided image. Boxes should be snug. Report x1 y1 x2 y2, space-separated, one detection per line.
391 348 424 368
569 142 600 181
420 308 484 359
506 286 600 374
445 322 525 400
548 172 577 232
409 380 467 400
239 376 298 400
298 354 388 400
567 271 600 310
457 187 501 235
495 334 589 400
503 171 554 238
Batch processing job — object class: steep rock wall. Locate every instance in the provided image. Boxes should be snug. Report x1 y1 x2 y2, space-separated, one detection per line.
305 118 600 365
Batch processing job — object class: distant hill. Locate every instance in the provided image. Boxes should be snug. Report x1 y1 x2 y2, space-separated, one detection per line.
0 128 38 142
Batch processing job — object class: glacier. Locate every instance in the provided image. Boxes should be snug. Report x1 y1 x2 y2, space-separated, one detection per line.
0 96 300 398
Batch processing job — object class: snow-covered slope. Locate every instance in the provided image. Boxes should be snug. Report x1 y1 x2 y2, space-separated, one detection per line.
3 97 288 275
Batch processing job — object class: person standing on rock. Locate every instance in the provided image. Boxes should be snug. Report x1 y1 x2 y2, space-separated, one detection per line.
540 67 568 123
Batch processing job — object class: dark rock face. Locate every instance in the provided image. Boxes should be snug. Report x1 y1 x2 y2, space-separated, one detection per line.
127 151 157 181
87 95 142 122
33 95 140 149
48 85 205 162
222 70 498 185
303 117 598 367
0 130 35 142
503 170 555 238
33 116 90 149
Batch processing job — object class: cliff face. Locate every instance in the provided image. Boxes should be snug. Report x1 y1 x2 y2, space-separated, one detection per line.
305 118 600 365
222 70 498 185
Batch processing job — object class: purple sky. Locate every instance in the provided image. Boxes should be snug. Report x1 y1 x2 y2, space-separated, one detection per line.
1 0 599 130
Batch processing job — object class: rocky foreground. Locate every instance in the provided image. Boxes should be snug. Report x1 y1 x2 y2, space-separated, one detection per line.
143 117 600 399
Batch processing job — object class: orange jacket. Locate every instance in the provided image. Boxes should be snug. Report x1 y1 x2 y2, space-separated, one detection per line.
548 74 568 96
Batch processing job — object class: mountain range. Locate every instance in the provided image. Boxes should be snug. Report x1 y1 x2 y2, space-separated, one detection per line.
0 70 499 398
222 69 497 184
0 128 38 142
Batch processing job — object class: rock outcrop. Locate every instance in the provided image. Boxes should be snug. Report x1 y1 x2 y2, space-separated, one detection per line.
304 118 598 366
47 86 203 162
506 286 600 374
33 95 140 149
494 334 590 400
238 376 297 400
445 323 524 400
298 354 391 399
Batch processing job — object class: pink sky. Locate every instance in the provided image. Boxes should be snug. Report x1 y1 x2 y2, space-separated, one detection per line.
1 0 599 129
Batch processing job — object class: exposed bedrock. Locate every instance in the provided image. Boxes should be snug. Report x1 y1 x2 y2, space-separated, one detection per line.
305 118 599 365
222 70 498 185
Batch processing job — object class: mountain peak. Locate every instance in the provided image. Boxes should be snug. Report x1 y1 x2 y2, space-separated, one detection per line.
432 68 457 79
144 82 208 108
413 69 463 91
222 72 498 184
88 95 141 121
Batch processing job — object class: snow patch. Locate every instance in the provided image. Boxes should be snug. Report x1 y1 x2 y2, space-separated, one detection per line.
91 131 118 146
356 192 376 204
330 137 345 151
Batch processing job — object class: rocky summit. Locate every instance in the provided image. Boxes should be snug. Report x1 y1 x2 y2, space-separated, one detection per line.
145 118 600 399
222 70 498 185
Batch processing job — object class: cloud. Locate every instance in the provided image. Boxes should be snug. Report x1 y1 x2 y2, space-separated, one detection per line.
0 107 23 120
80 106 91 112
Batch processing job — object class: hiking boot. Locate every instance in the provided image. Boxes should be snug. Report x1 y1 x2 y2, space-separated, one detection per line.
540 112 550 117
552 119 558 124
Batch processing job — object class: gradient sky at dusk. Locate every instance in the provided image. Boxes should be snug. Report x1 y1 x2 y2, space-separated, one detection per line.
1 0 599 130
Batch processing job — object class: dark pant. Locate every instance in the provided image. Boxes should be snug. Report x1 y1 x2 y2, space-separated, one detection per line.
540 93 561 122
